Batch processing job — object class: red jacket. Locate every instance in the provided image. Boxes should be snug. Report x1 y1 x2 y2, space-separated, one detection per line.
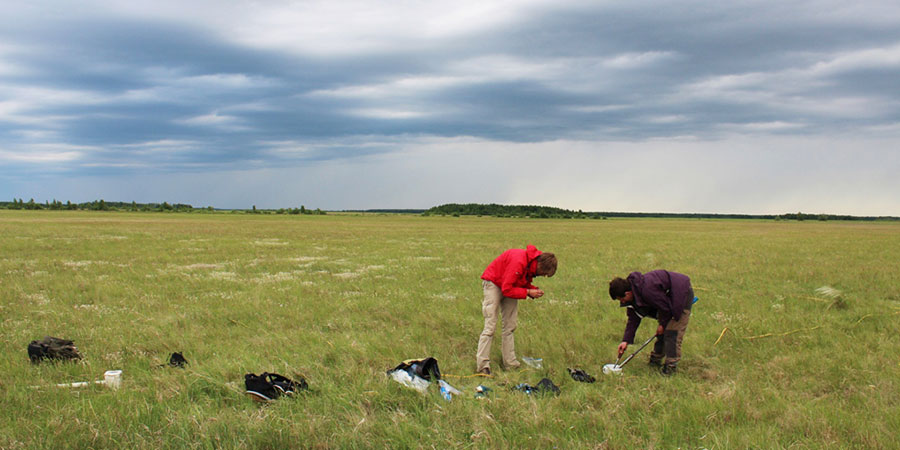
481 245 542 299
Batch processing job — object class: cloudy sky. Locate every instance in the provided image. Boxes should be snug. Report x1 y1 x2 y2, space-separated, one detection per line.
2 0 899 214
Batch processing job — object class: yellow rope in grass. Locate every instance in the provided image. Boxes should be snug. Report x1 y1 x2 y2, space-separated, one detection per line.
442 373 493 379
228 318 251 328
854 314 874 325
746 324 823 340
738 311 898 343
713 327 728 346
444 367 537 379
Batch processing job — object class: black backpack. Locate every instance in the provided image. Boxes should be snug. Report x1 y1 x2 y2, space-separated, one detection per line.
27 336 81 363
387 357 441 381
244 372 308 402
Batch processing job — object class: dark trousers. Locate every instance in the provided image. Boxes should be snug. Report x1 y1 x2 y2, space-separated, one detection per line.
649 308 691 366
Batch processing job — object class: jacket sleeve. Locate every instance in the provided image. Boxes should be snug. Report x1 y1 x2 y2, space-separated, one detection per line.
622 308 642 344
499 261 529 299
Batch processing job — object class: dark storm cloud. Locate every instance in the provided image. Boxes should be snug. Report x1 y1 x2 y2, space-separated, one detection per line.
5 1 899 154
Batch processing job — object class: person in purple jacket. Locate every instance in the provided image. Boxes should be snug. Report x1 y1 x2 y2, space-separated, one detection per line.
608 270 694 375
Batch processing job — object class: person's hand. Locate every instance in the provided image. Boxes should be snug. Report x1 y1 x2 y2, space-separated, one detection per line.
656 324 665 336
527 289 544 299
617 342 628 358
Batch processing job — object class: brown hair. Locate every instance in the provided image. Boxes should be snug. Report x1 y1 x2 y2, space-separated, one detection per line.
608 277 631 300
536 253 557 277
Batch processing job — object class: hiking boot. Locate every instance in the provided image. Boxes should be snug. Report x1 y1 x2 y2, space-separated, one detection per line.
661 364 677 376
648 357 663 368
478 367 491 376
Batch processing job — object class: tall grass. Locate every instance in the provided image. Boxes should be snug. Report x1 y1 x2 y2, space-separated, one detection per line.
1 211 898 448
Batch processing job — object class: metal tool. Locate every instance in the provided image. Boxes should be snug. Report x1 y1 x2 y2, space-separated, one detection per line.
602 334 657 375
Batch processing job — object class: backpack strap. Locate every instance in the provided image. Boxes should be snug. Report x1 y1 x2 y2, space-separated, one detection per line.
265 373 308 395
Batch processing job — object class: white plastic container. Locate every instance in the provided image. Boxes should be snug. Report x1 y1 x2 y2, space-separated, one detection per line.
602 364 622 375
103 370 122 389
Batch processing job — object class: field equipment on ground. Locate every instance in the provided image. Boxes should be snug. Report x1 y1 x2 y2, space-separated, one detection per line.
156 352 187 368
166 352 187 368
474 385 491 399
39 370 122 390
602 333 657 375
388 357 441 381
438 380 462 401
521 356 543 369
28 336 82 363
568 368 596 383
513 378 560 396
244 372 307 402
387 357 442 393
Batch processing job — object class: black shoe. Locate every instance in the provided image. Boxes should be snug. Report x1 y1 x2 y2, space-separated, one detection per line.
661 364 677 376
648 358 662 368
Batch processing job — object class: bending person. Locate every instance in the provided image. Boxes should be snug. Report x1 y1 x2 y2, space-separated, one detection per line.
476 245 557 375
609 270 694 375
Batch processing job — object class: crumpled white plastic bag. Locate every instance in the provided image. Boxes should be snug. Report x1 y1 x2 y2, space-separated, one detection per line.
388 369 431 393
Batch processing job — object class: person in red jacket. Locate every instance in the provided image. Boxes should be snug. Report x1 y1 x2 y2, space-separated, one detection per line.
476 245 557 375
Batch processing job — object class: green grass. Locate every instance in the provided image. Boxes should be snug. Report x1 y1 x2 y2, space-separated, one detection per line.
1 211 898 448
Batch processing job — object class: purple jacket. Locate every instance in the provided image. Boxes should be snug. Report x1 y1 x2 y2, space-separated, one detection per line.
622 270 693 344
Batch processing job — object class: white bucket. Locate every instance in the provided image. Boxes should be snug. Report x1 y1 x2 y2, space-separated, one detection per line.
602 364 622 375
103 370 123 389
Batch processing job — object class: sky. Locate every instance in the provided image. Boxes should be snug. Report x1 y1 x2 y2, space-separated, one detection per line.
1 0 899 215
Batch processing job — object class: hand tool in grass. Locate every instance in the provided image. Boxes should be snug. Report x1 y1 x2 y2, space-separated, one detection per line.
602 333 656 375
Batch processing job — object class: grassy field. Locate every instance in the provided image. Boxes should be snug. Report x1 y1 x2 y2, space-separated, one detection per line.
1 211 898 449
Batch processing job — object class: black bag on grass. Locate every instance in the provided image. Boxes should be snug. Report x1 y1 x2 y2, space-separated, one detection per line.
388 357 441 381
27 336 81 363
514 378 561 396
167 352 188 368
155 352 188 368
244 372 308 402
536 378 561 395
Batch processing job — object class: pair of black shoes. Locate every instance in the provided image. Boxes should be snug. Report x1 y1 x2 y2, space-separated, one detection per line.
649 358 677 376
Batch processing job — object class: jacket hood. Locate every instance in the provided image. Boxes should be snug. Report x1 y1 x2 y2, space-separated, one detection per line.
525 245 542 261
626 271 644 300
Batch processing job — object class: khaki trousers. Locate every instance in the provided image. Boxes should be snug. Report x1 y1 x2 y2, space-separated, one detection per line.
476 280 520 371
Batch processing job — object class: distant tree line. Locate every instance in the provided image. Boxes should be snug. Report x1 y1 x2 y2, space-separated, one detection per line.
772 212 898 221
424 203 601 219
2 199 326 215
347 209 427 214
270 206 326 215
422 203 899 221
2 198 197 212
4 199 894 220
